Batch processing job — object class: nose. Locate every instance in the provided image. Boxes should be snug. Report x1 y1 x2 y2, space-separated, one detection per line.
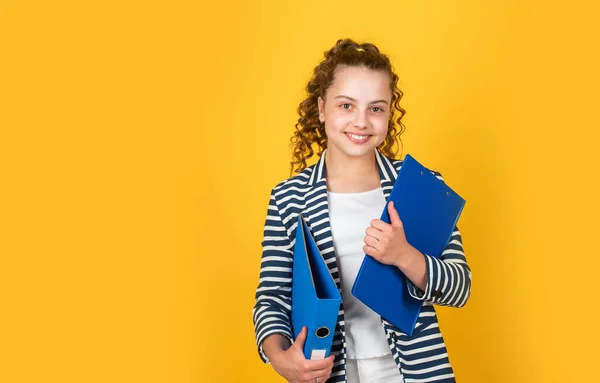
353 108 369 129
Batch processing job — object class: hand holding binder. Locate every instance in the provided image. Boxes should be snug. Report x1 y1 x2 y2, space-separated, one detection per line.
352 154 466 335
267 326 335 382
362 200 414 267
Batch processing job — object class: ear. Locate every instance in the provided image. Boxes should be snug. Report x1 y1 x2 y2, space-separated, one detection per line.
318 96 325 117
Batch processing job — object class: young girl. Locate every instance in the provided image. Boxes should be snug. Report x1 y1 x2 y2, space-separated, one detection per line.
253 38 471 383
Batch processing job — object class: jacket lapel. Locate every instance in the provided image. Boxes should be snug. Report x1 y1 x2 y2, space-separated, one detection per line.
374 148 398 200
303 149 341 286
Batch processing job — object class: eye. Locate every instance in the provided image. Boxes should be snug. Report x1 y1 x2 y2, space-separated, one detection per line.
372 106 384 112
340 103 352 110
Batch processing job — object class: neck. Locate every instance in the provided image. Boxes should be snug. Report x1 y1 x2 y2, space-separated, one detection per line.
324 149 380 193
324 148 378 180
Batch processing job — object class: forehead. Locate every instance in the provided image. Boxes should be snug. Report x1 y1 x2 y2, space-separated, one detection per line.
327 65 392 101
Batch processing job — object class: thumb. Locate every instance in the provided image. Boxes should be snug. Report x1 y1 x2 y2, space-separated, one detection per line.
388 201 402 227
293 326 307 351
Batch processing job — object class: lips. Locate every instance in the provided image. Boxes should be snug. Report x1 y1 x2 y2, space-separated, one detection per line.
345 132 371 144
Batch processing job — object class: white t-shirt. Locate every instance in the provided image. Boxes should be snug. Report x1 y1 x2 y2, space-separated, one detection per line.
327 187 391 360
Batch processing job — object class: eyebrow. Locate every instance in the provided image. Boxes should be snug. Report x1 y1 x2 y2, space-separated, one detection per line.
334 95 389 105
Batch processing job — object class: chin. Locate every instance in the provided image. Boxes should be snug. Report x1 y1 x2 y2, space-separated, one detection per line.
341 145 378 158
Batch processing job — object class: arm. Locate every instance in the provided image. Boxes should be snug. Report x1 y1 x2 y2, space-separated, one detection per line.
405 227 472 308
252 188 294 363
404 171 471 307
253 189 336 383
364 172 472 308
366 212 472 308
262 334 291 361
393 244 428 292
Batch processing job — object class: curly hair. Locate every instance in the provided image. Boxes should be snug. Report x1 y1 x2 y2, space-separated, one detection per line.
289 38 407 176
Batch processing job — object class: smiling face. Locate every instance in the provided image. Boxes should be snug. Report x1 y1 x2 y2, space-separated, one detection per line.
318 65 393 161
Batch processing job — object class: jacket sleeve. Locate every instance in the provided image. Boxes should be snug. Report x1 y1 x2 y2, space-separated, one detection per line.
406 172 472 308
252 188 294 363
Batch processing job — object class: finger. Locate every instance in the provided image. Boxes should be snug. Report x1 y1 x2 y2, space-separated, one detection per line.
306 373 331 383
364 244 379 257
365 226 382 240
388 201 403 227
363 235 379 248
303 354 334 371
293 327 307 351
370 218 390 231
302 365 334 381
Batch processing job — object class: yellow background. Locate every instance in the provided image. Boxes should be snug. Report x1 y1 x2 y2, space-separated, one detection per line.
1 1 599 382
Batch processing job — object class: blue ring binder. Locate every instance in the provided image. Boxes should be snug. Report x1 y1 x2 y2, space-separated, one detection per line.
291 215 342 360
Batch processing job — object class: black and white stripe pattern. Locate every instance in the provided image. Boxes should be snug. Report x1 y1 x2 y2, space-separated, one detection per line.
253 149 472 382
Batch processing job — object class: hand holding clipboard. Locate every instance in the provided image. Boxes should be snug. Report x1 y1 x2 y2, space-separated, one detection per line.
352 154 466 335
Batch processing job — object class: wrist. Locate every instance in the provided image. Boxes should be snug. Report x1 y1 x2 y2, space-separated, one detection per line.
395 244 420 271
263 334 290 364
270 345 287 364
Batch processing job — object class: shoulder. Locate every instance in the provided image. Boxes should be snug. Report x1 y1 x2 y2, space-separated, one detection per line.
390 157 404 174
268 164 315 203
263 166 315 232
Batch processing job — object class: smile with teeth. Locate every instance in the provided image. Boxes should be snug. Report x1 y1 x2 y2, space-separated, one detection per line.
345 132 371 143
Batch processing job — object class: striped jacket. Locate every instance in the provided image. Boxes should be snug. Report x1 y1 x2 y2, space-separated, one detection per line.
253 149 472 382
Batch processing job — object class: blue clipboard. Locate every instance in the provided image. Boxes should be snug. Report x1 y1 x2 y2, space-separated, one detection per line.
351 154 465 335
292 215 342 359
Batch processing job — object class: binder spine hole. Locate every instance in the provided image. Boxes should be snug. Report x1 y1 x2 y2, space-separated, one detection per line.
315 327 330 338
